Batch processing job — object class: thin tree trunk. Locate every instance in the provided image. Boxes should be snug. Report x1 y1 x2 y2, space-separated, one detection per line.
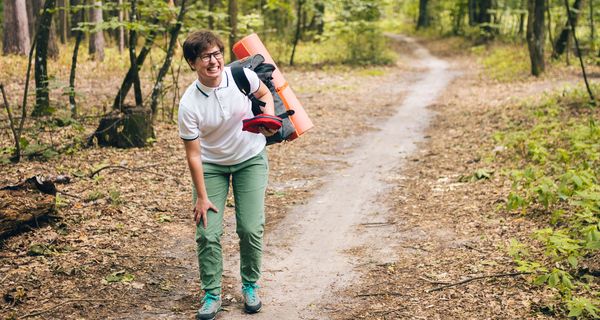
112 18 160 110
564 0 595 100
518 0 527 36
590 0 595 53
228 0 238 62
89 0 105 61
417 0 429 29
3 0 31 55
69 0 84 118
527 0 546 76
290 0 303 66
468 0 478 26
118 0 124 53
547 0 554 45
32 0 56 117
480 0 494 34
150 0 187 119
58 0 67 43
552 0 584 59
208 0 217 29
129 0 143 107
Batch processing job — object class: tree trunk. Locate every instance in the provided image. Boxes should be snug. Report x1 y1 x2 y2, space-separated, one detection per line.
112 18 160 110
3 0 31 55
453 1 467 35
129 0 143 107
527 0 546 76
28 0 59 59
118 0 124 53
479 0 494 33
208 0 217 29
89 0 105 61
552 0 584 59
90 107 154 148
289 0 303 66
150 0 187 119
468 0 478 26
32 0 56 117
0 177 56 238
589 0 595 53
228 0 238 62
69 0 85 118
58 0 68 43
417 0 429 29
518 0 527 35
546 0 554 45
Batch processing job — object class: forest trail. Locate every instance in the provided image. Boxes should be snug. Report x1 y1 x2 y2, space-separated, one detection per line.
217 35 454 319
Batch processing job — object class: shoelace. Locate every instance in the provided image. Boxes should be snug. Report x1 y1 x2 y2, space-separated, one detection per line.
242 283 260 303
200 293 219 312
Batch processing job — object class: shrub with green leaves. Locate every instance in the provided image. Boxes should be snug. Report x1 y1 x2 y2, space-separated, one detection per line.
497 85 600 317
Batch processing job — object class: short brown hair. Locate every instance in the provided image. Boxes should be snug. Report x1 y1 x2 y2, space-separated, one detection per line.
183 30 225 65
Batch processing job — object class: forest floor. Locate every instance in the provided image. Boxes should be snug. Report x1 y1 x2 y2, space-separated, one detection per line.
1 35 599 320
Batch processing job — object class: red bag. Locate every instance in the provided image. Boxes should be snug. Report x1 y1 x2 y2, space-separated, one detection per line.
242 114 283 134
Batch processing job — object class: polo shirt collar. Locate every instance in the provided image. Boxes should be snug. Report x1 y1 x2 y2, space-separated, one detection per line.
195 69 230 97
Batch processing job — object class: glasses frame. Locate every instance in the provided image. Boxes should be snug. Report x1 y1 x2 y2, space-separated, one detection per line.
199 50 224 63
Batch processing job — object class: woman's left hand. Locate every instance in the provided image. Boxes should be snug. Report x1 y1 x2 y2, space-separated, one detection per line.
259 126 278 137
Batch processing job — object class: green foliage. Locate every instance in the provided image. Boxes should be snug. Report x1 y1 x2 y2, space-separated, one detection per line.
497 85 600 317
479 45 530 82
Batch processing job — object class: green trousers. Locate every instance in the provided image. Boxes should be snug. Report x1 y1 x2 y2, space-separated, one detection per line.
192 149 268 295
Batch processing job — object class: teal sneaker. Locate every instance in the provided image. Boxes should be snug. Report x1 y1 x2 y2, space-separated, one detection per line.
196 293 221 320
241 283 262 314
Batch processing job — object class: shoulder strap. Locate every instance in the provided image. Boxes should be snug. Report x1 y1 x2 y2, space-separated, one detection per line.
231 66 251 95
231 66 265 116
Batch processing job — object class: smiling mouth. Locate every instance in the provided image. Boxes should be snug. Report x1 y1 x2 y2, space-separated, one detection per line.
206 66 220 73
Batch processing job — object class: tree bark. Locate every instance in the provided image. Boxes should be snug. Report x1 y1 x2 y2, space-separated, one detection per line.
552 0 584 59
289 0 303 66
118 0 124 53
150 0 187 119
479 0 494 34
129 0 143 107
417 0 429 29
228 0 238 62
468 0 478 26
112 18 160 110
89 0 105 61
527 0 546 76
0 177 56 238
564 0 595 100
28 0 59 59
518 0 527 36
32 0 56 117
69 0 85 118
3 0 31 55
208 0 217 29
58 0 68 43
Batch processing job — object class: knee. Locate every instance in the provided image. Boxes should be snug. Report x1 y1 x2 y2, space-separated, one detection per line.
196 228 222 246
236 223 264 240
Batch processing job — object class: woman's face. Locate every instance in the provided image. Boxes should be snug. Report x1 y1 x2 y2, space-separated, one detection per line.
191 45 224 86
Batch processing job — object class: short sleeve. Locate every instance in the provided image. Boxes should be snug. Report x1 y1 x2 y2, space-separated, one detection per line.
178 103 200 140
243 68 261 94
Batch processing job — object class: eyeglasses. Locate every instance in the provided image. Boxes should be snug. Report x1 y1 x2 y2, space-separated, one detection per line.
199 50 223 62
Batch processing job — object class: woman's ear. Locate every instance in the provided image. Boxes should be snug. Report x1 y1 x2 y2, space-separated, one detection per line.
186 59 196 71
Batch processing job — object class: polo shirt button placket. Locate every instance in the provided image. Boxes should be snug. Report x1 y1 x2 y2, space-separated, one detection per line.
216 91 228 118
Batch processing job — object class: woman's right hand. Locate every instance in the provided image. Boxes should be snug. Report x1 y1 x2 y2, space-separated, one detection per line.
194 198 219 228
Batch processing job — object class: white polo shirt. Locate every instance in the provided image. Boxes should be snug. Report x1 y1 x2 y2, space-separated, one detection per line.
178 67 266 165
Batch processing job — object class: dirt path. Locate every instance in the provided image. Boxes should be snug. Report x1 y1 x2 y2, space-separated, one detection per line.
213 35 454 319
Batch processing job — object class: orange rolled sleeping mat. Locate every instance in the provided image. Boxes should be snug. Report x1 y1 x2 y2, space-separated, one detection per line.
233 33 313 141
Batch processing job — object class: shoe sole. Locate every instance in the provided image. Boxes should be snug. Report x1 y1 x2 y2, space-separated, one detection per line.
244 304 262 314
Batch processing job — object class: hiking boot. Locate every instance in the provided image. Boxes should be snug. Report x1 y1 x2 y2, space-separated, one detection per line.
241 283 262 314
196 293 221 320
